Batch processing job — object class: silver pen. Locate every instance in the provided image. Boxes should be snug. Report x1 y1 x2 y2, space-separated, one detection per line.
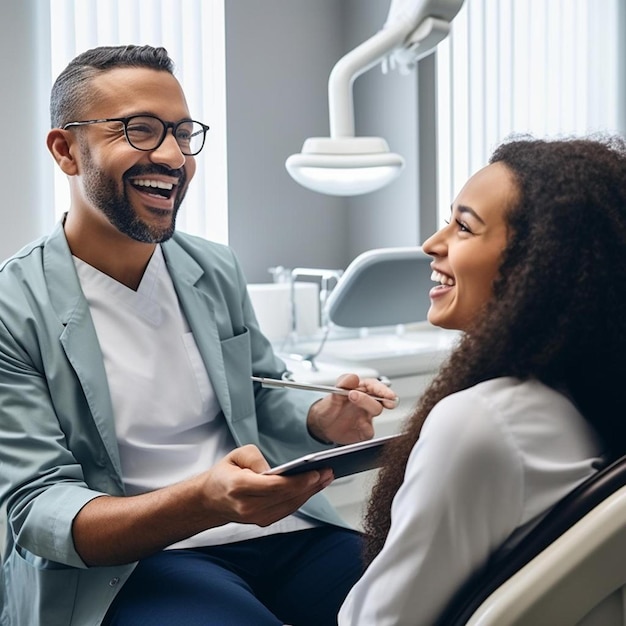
251 376 399 406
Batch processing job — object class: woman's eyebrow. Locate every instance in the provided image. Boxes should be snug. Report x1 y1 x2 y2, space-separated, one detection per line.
456 204 486 225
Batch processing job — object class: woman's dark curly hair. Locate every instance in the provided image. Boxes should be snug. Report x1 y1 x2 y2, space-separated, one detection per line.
362 134 626 565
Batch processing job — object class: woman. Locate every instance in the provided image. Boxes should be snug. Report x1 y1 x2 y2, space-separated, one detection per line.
338 135 626 625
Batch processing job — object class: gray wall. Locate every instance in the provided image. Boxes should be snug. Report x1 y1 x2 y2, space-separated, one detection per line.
224 0 349 282
225 0 424 282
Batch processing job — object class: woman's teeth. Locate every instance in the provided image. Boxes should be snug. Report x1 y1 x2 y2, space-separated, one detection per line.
431 270 455 286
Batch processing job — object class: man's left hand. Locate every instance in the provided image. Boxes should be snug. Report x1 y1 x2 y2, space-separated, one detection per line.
306 373 398 445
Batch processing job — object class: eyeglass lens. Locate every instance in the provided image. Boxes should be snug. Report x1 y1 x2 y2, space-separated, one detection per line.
124 116 205 155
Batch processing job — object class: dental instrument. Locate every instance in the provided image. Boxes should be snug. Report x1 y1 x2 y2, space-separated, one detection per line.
251 376 399 406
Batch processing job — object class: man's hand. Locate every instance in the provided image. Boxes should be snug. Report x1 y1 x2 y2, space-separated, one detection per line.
306 373 398 445
199 445 334 527
73 445 333 566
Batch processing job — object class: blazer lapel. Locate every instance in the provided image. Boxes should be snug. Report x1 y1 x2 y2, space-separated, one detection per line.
43 223 123 479
161 242 232 421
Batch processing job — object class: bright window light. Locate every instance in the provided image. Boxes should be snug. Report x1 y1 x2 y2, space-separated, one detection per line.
436 0 620 226
49 0 229 244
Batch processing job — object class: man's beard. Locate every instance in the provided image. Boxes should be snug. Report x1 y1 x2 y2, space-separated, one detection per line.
80 144 187 243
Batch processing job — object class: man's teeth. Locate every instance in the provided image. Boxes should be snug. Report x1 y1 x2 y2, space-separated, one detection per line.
133 179 174 190
431 270 455 286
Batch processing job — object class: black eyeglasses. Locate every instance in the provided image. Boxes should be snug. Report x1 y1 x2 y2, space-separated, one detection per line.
62 114 210 156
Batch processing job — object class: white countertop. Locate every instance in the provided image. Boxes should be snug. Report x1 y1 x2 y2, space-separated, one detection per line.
277 324 459 382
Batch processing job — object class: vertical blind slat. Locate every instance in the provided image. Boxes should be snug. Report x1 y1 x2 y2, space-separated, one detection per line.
435 0 619 224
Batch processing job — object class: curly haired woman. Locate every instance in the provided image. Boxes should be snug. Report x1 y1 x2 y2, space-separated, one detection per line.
339 135 626 625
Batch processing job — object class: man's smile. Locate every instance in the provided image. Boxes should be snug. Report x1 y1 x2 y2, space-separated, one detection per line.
127 173 182 210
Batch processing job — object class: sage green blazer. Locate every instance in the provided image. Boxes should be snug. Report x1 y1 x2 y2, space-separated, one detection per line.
0 222 347 625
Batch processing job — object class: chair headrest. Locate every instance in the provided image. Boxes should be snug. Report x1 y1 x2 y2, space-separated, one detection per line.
437 452 626 625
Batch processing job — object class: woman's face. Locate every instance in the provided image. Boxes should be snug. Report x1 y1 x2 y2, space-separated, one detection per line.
421 161 517 332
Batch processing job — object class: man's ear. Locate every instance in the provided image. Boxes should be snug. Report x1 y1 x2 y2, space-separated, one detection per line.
47 129 80 175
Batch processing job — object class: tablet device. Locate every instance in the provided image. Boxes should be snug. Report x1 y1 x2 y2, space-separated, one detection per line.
263 433 404 478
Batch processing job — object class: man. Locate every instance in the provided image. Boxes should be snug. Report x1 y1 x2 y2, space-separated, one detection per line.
0 45 395 625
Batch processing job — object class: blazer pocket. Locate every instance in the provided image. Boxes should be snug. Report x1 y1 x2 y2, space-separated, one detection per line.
220 327 255 423
6 548 79 625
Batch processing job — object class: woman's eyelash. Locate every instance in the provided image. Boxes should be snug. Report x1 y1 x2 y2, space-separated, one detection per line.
444 217 473 233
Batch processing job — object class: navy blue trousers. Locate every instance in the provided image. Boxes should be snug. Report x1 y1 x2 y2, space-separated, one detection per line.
103 526 364 626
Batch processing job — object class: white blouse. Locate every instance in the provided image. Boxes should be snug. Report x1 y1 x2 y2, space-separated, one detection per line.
339 377 602 625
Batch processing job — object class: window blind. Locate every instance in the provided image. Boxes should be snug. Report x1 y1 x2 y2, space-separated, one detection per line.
435 0 619 223
49 0 228 243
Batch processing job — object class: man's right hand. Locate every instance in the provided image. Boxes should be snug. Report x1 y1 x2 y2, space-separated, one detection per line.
72 444 333 567
199 444 334 528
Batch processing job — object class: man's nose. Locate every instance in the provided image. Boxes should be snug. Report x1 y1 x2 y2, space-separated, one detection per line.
149 130 186 170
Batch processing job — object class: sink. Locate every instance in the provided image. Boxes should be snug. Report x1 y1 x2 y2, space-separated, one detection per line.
290 328 459 377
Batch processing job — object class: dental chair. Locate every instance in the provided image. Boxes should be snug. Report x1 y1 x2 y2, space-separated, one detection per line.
324 246 432 328
285 246 435 371
436 453 626 625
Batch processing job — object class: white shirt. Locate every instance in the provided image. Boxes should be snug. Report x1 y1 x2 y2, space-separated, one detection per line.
74 246 316 549
338 377 602 626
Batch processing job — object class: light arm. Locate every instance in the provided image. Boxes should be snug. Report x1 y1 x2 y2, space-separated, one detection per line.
285 0 464 197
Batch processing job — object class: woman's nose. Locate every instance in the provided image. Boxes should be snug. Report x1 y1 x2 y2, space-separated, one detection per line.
422 228 445 256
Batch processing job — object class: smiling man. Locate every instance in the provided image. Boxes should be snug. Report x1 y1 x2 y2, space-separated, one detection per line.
0 45 397 626
50 59 197 287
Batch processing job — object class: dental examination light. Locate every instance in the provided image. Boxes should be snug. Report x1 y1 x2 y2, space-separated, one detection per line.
286 0 464 196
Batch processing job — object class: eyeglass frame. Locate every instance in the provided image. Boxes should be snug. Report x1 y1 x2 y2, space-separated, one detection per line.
61 114 210 156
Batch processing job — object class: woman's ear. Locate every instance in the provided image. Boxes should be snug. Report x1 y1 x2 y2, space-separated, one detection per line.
47 129 79 175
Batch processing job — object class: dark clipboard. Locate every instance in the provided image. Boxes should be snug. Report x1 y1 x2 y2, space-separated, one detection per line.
263 433 404 479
